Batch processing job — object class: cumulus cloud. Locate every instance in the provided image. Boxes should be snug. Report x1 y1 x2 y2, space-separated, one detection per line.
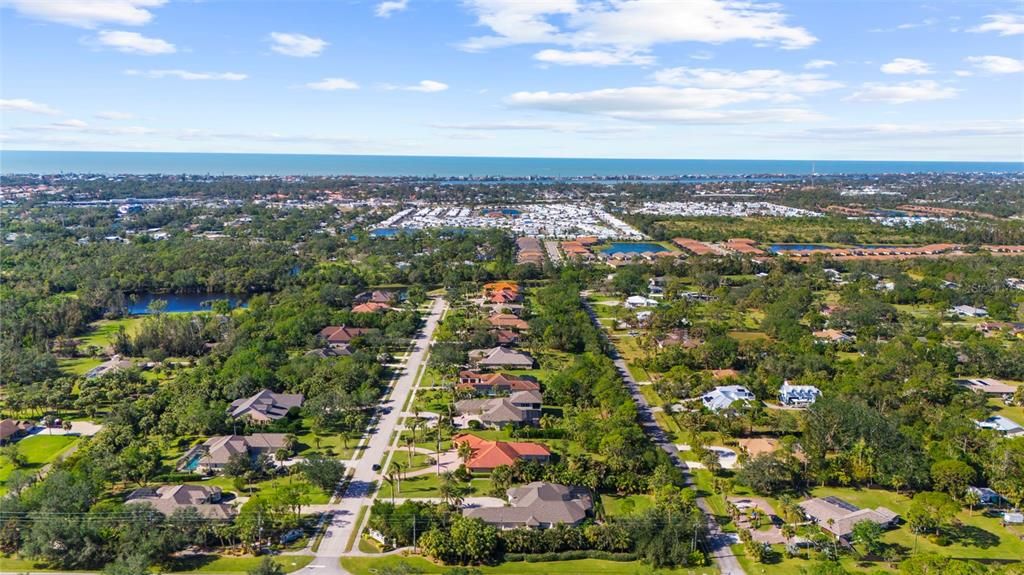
652 67 843 94
505 86 823 124
966 55 1024 74
846 80 958 104
268 32 328 57
804 59 835 70
375 0 408 18
305 77 360 91
0 98 61 115
460 0 816 61
969 14 1024 36
534 49 654 66
96 30 175 54
2 0 166 28
880 58 933 75
126 69 247 80
387 80 448 92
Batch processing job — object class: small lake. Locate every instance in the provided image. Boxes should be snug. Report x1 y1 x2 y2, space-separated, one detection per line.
603 242 670 254
128 293 247 314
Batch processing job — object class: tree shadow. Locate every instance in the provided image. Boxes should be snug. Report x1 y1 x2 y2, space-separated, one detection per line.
946 524 1001 549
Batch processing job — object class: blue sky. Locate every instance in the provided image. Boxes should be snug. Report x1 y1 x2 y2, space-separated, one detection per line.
1 0 1022 161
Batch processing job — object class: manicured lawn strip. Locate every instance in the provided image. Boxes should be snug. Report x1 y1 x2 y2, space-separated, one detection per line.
341 555 715 575
186 474 331 505
602 493 655 517
59 356 104 376
166 554 313 573
377 473 492 499
78 317 143 349
0 435 78 488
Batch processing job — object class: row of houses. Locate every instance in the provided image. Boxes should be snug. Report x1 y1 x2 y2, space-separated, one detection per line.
699 382 823 412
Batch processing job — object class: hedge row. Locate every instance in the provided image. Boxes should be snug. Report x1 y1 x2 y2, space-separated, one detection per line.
503 551 637 563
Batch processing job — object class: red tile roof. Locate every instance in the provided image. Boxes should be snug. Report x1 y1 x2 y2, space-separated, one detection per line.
454 434 550 471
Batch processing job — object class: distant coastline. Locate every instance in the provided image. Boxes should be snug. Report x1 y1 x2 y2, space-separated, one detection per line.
1 150 1021 177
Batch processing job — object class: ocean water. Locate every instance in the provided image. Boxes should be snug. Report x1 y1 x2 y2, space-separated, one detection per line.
1 151 1021 177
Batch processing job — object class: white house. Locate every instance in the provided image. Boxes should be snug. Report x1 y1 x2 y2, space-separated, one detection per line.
701 385 756 412
950 305 988 318
975 415 1024 437
624 295 659 309
778 382 821 407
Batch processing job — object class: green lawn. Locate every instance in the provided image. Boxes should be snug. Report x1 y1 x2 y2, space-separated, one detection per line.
187 473 332 505
59 356 104 376
78 317 142 349
0 554 313 574
0 435 78 491
602 493 654 517
341 555 715 575
377 472 493 499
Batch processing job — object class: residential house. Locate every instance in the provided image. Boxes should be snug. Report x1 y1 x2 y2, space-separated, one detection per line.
624 295 659 309
464 482 593 529
85 355 134 379
949 305 988 318
812 329 855 344
799 496 899 540
778 382 821 407
975 415 1024 437
318 325 373 346
966 486 1003 506
181 433 290 473
455 390 542 428
655 329 701 350
126 485 235 520
0 419 33 444
457 371 540 395
488 313 530 331
956 378 1016 399
353 290 397 305
491 329 521 346
453 434 551 472
701 385 756 412
305 344 352 358
228 389 304 423
352 302 391 314
470 347 535 369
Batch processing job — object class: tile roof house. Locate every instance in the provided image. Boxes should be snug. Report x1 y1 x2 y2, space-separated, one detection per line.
464 482 593 529
228 389 305 422
799 496 898 539
488 314 530 331
126 485 235 520
470 347 535 369
453 434 551 472
318 325 373 345
778 382 821 407
354 290 397 304
352 302 392 314
183 434 290 473
491 329 521 346
457 371 540 395
701 385 756 412
455 390 542 428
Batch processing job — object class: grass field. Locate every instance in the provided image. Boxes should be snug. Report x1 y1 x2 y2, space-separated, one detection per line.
0 434 78 492
59 356 104 376
78 317 143 349
341 555 717 575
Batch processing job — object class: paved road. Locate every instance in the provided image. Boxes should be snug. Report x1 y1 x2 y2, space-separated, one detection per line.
543 240 563 265
581 297 745 575
296 297 448 575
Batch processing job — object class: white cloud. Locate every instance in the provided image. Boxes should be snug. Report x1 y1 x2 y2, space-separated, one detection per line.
95 111 136 120
96 30 175 54
305 77 360 91
0 98 61 115
460 0 816 56
689 50 714 61
804 59 835 70
776 121 1023 140
430 120 648 134
846 80 958 104
954 70 973 77
375 0 408 18
966 55 1024 74
534 49 653 66
880 58 933 75
969 14 1024 36
126 69 247 81
652 67 843 94
53 119 90 129
505 86 823 124
2 0 166 28
386 80 448 92
268 32 327 57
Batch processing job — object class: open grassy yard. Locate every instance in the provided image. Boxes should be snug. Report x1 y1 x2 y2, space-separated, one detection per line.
376 472 493 499
78 317 143 349
0 434 78 491
165 554 313 573
59 356 104 376
186 473 333 505
341 555 717 575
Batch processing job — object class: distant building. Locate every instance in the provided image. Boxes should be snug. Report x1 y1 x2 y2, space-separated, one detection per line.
975 415 1024 436
778 382 821 407
126 485 235 520
956 378 1016 399
228 389 304 423
812 329 854 344
488 313 530 331
949 305 988 318
85 355 134 379
799 496 898 540
354 290 397 305
624 295 659 309
701 385 756 412
453 434 551 472
469 346 535 369
464 482 593 529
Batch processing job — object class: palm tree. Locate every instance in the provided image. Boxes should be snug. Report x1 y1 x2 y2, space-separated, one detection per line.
457 440 474 466
406 435 416 468
383 473 396 505
389 460 403 494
